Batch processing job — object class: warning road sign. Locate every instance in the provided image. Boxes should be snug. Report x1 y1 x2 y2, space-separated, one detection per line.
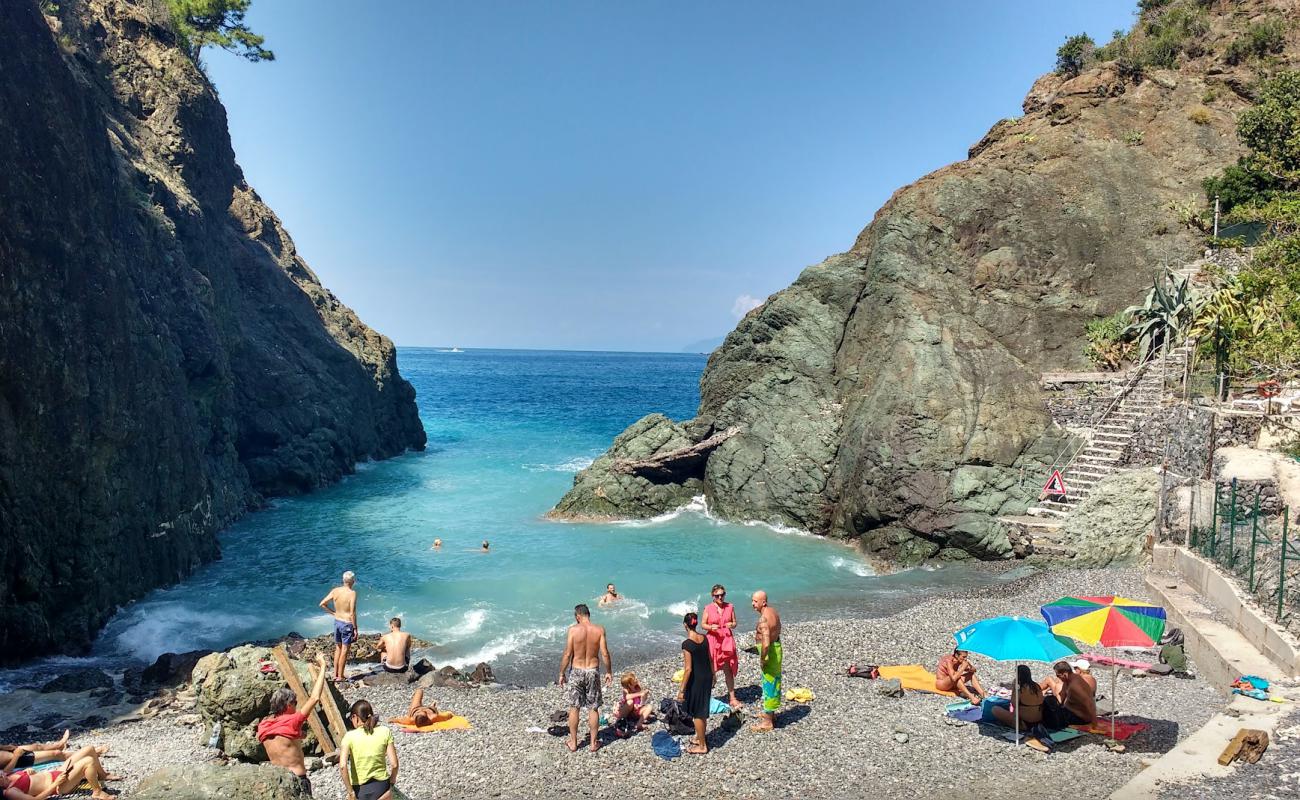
1043 470 1067 496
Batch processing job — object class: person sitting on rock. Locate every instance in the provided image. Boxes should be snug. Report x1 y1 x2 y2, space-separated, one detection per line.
256 654 328 796
936 648 985 704
377 618 412 674
0 731 71 772
0 747 118 800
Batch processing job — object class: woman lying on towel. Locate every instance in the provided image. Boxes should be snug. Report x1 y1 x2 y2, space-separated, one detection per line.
0 747 119 800
936 648 986 704
0 731 72 772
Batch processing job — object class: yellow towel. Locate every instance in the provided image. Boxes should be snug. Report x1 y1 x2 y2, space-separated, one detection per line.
671 669 684 683
876 664 957 697
389 713 472 732
784 687 814 702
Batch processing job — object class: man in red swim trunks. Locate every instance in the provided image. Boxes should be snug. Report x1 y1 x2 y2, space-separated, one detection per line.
257 654 328 796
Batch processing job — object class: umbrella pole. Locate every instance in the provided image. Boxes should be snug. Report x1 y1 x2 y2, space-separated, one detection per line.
1014 665 1020 741
1111 665 1118 743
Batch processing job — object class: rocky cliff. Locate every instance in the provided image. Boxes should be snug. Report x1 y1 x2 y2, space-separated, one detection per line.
553 0 1299 563
0 0 425 662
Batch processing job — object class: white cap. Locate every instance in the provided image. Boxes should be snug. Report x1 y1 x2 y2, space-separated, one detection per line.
1072 658 1090 671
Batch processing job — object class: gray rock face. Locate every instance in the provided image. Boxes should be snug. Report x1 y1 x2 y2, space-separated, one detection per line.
1058 471 1160 567
134 763 308 800
0 0 425 662
191 646 323 761
553 3 1272 562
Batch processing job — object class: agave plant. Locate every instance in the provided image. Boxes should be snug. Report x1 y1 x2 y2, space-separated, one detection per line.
1123 270 1201 360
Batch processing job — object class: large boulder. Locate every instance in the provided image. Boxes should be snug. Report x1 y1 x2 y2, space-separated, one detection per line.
549 414 707 520
1057 470 1160 567
134 763 307 800
550 0 1271 562
191 646 322 761
39 668 113 694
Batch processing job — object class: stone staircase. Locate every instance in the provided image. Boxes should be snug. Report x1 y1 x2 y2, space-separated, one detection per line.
1029 340 1194 518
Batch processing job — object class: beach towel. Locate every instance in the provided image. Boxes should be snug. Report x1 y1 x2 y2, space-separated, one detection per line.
709 698 735 716
650 730 681 760
1070 719 1148 740
877 665 957 696
946 705 983 723
1079 653 1154 671
946 701 973 712
389 713 472 732
1002 728 1084 744
784 687 814 703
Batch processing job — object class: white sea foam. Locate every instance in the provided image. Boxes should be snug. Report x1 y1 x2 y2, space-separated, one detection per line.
613 495 712 527
106 604 259 662
443 625 562 668
602 597 651 619
829 555 874 577
523 456 595 473
445 608 489 637
740 517 815 537
665 599 699 616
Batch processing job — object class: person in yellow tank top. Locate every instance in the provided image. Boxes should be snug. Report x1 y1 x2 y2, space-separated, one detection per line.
339 700 399 800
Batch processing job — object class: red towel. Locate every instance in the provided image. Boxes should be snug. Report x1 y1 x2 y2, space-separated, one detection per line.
1072 719 1148 740
257 711 307 742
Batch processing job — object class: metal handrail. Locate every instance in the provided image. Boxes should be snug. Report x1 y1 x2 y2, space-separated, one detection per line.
1050 355 1153 480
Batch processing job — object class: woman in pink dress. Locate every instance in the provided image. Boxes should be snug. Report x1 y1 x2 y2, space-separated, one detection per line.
701 583 741 708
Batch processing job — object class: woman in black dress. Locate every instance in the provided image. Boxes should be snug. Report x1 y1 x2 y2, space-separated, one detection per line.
676 611 715 754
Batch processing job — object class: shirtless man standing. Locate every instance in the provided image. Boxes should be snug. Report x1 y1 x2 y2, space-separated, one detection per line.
557 603 612 753
377 617 412 673
751 590 782 733
257 654 329 795
319 571 358 682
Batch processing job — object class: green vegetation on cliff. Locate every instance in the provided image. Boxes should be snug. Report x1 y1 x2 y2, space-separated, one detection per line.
166 0 273 62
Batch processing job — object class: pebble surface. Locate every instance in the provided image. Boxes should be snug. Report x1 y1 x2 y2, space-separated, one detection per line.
55 567 1224 799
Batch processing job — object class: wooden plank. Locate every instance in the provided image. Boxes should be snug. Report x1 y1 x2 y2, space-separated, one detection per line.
1217 729 1248 766
314 664 350 744
271 646 334 755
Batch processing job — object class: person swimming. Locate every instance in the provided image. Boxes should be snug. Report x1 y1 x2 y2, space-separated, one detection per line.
598 583 620 606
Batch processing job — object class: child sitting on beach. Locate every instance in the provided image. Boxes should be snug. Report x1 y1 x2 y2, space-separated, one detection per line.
612 672 655 734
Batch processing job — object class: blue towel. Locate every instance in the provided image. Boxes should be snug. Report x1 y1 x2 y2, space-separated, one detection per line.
980 697 1011 722
709 698 732 715
946 705 983 722
651 730 681 760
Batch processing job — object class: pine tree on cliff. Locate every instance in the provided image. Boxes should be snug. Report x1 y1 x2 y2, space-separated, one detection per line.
166 0 273 63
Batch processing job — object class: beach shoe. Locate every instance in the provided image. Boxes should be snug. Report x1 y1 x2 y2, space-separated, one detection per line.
1025 737 1050 753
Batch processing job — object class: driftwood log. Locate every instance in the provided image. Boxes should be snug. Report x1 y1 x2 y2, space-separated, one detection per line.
611 426 741 482
1218 728 1269 766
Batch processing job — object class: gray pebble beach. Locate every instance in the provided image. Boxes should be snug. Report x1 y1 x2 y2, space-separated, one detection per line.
61 566 1222 799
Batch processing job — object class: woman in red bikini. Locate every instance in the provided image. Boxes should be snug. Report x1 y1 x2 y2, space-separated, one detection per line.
0 746 117 800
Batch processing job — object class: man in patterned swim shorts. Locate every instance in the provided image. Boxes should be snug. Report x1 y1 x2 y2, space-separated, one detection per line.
558 603 613 753
751 590 782 732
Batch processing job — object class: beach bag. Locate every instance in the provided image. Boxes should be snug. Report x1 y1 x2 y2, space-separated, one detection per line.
657 698 695 736
1158 643 1187 672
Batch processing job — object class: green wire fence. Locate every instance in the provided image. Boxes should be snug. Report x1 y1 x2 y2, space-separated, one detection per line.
1188 477 1299 624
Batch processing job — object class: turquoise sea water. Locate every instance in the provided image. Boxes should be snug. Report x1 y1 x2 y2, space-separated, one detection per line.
66 349 1000 685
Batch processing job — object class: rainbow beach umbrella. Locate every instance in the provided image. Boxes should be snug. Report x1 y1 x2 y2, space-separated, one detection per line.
1041 596 1166 746
1040 596 1166 648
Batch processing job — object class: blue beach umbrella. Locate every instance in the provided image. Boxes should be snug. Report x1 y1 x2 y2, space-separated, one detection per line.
953 616 1081 740
954 615 1081 663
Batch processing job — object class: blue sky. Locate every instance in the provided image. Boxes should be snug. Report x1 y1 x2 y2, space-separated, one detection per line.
207 1 1137 352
